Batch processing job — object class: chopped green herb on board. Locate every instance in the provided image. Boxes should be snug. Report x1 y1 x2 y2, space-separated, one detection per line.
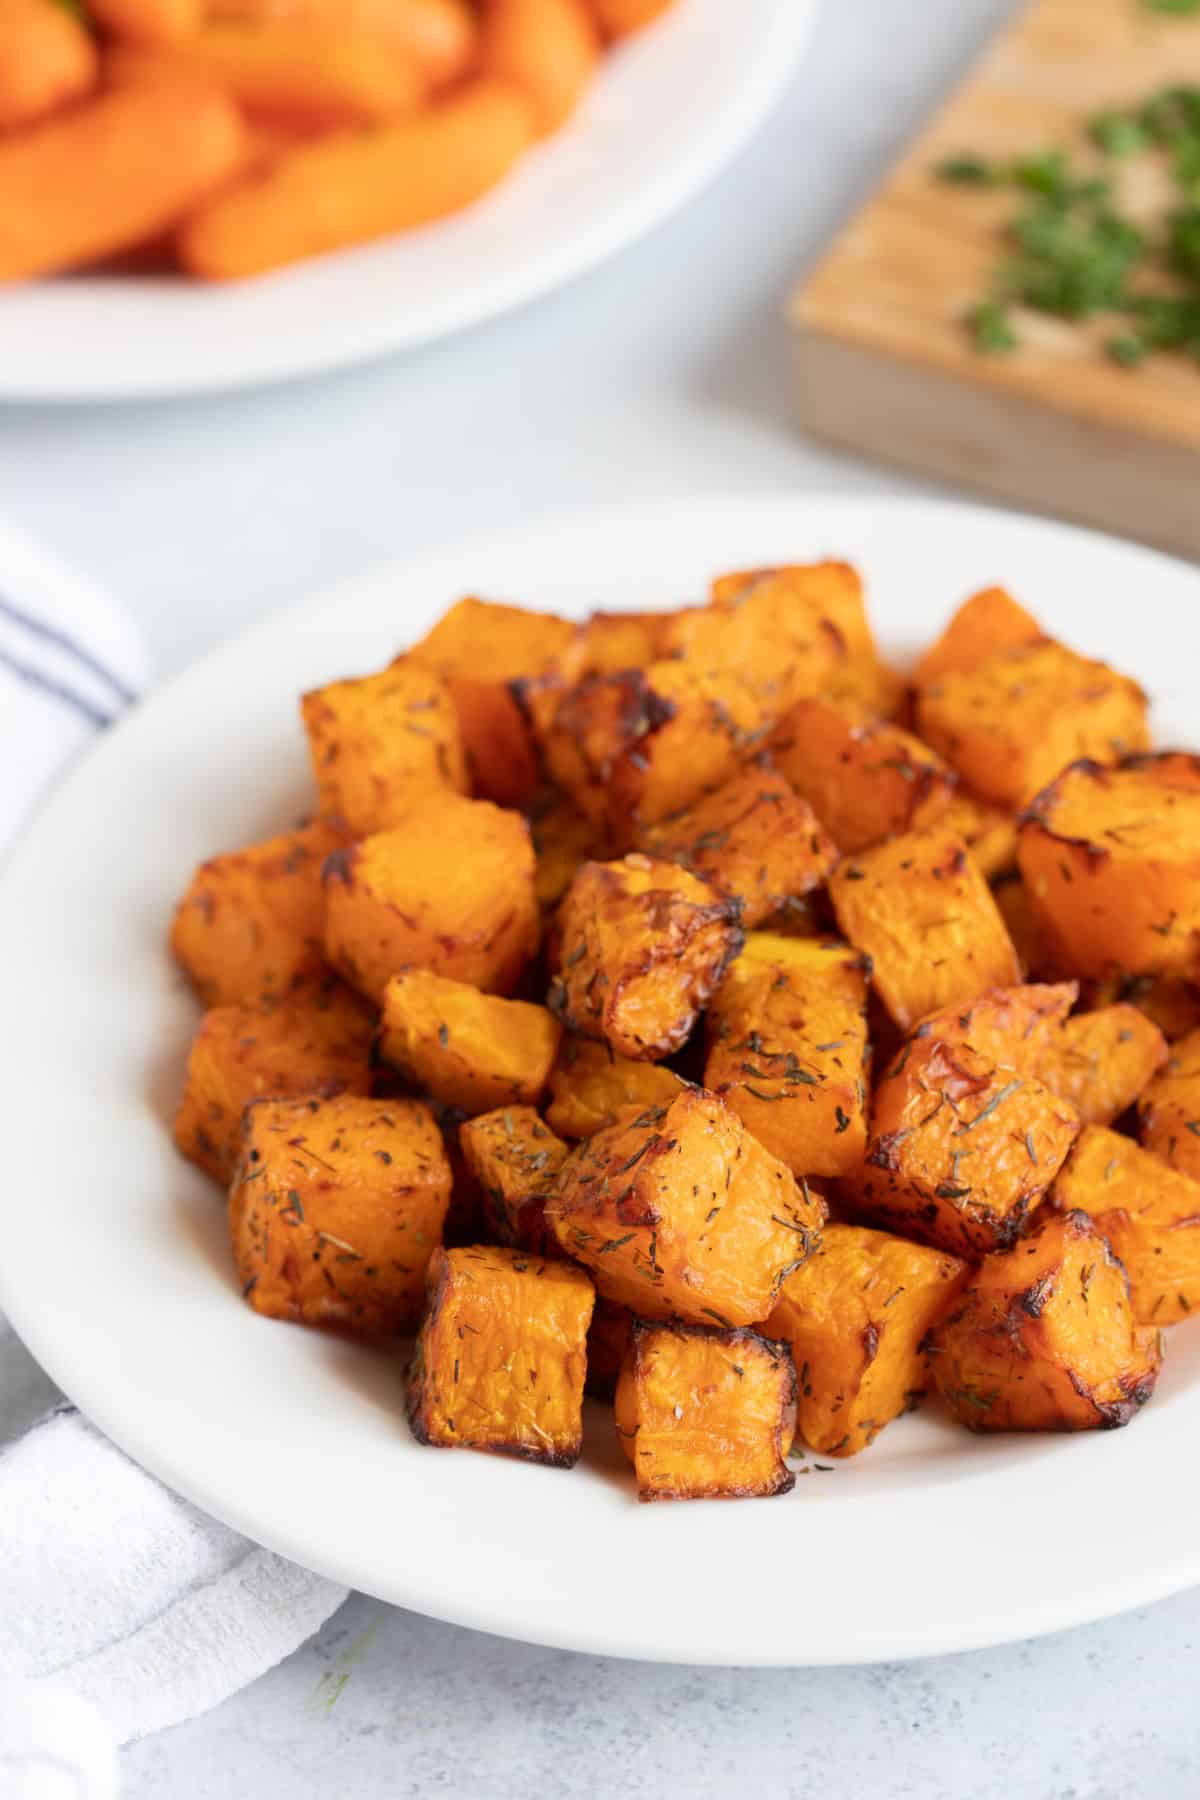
935 81 1200 366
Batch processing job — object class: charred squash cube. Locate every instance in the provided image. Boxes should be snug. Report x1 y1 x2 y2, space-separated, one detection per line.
1138 1027 1200 1181
406 1244 594 1466
912 585 1043 689
1018 758 1200 979
764 1223 968 1456
917 641 1148 810
229 1095 451 1334
1039 1005 1167 1127
829 829 1021 1032
459 1105 570 1256
562 610 673 677
528 660 766 846
407 596 576 808
544 1037 688 1140
174 982 373 1183
1094 972 1200 1044
547 1087 825 1326
323 793 539 1003
635 765 837 927
301 661 467 836
858 1035 1079 1257
709 560 898 717
377 969 561 1114
170 817 351 1008
704 933 870 1179
912 982 1077 1074
659 575 841 724
614 1321 796 1501
769 697 957 854
1051 1126 1200 1325
929 1210 1162 1431
549 854 743 1062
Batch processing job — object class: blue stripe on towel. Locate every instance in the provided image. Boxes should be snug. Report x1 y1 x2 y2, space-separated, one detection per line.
0 643 114 728
0 591 135 706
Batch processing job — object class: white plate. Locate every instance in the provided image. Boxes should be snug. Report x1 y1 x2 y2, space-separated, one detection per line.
3 493 1200 1667
0 0 815 403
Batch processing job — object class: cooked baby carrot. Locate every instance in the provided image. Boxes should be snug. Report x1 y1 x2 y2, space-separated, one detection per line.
179 76 535 279
107 25 425 128
88 0 202 43
478 0 598 135
587 0 674 38
0 77 246 282
0 0 98 130
206 0 477 87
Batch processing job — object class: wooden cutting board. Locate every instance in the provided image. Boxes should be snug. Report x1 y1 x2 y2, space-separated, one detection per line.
791 0 1200 559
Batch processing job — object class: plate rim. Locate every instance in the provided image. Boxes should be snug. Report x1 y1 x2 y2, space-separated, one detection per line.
4 488 1200 1667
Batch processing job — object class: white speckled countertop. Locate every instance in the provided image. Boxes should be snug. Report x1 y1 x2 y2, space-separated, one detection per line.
4 0 1198 1791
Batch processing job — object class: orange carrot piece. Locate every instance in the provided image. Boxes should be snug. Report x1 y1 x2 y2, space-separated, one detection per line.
587 0 674 39
179 76 536 279
88 0 202 44
107 26 425 129
478 0 598 135
205 0 477 87
0 77 246 282
0 0 98 129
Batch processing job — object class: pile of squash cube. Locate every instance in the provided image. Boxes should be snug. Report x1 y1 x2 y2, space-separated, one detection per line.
170 565 1200 1500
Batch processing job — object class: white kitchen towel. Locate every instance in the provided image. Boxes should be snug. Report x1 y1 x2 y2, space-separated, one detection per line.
0 517 348 1790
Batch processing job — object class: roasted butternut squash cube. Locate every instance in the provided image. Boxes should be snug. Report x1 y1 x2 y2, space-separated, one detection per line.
614 1321 796 1501
544 1037 687 1139
229 1095 451 1334
547 1088 825 1326
912 982 1077 1074
549 854 742 1061
1018 760 1200 979
1051 1126 1200 1325
585 1296 633 1398
406 1244 594 1466
301 662 467 836
1097 973 1200 1043
929 1210 1162 1430
917 642 1148 810
709 560 897 716
858 1036 1079 1257
769 698 957 854
1138 1027 1200 1181
912 585 1043 689
563 610 673 676
709 558 872 654
377 969 561 1114
635 765 837 927
528 661 765 845
174 982 373 1183
170 817 351 1007
660 576 841 724
704 933 870 1179
1039 1005 1167 1127
323 794 539 1002
764 1223 968 1456
459 1105 570 1256
529 790 601 913
829 829 1020 1032
407 596 576 807
940 791 1018 879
